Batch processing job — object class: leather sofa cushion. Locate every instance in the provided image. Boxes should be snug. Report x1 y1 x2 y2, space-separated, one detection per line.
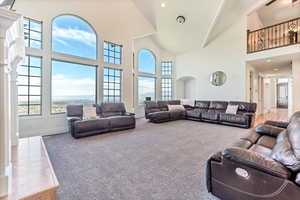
219 113 248 125
186 109 201 118
74 118 110 133
209 101 228 110
241 131 261 144
67 104 83 117
148 111 170 120
232 139 252 149
255 124 284 137
101 103 126 117
250 144 272 157
107 116 135 127
202 110 220 121
195 101 210 109
223 147 291 179
229 101 257 113
272 123 300 172
169 110 185 120
257 136 276 149
144 101 159 109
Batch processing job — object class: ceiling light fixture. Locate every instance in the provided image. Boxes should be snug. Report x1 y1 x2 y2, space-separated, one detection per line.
273 68 279 71
161 2 166 7
267 59 272 63
176 16 186 24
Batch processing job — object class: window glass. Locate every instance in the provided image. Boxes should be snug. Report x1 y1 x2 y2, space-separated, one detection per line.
103 67 122 103
17 56 42 116
103 41 122 65
138 76 155 103
52 15 97 59
23 17 42 49
161 61 172 76
161 78 172 100
51 60 96 113
138 49 156 74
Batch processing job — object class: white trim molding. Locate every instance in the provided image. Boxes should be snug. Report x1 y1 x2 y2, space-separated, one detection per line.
0 8 23 197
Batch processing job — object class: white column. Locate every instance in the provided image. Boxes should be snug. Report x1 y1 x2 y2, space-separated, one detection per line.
292 57 300 112
0 27 9 198
0 9 23 197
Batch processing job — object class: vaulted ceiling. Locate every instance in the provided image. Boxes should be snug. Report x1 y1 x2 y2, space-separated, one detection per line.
133 0 263 54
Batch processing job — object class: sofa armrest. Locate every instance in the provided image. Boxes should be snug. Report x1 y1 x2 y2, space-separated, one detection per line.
265 120 289 129
223 147 291 179
255 123 285 137
123 112 135 116
67 116 81 122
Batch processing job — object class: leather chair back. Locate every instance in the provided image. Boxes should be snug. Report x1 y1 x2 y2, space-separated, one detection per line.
66 104 83 118
195 101 210 109
100 103 126 117
209 101 228 111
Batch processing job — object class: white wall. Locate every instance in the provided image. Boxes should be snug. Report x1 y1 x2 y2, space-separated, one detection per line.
175 18 247 101
13 0 165 137
292 57 300 111
247 11 264 31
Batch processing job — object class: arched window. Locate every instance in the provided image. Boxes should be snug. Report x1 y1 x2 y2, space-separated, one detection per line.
138 49 156 74
52 15 97 59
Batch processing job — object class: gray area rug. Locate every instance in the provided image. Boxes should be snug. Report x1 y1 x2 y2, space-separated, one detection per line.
43 119 249 200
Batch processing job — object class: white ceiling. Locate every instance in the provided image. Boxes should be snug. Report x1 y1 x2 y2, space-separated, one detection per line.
133 0 261 54
248 55 293 76
257 0 300 26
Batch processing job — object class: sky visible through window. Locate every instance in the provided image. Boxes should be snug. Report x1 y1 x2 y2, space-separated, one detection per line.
51 60 96 113
138 76 155 103
52 15 97 59
138 49 156 74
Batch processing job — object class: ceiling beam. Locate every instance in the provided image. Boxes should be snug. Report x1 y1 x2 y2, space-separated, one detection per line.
201 0 226 48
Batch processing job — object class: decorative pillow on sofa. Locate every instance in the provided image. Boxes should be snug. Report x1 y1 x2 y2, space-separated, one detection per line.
225 105 239 114
168 105 185 111
83 106 98 120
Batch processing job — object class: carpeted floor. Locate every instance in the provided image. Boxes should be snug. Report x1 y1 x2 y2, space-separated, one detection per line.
43 119 250 200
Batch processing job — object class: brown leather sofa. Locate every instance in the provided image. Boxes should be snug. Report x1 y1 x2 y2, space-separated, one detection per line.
144 100 185 123
185 101 257 128
207 111 300 200
67 103 135 138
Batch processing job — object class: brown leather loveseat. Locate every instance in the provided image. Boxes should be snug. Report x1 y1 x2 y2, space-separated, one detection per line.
206 111 300 200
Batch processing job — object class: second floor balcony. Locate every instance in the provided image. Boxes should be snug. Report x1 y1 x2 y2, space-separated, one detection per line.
247 17 300 54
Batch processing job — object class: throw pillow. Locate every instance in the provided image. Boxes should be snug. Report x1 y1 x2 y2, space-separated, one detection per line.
83 106 98 120
226 105 239 114
168 105 185 111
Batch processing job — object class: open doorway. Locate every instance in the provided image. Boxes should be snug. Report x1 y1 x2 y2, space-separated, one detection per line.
277 78 289 109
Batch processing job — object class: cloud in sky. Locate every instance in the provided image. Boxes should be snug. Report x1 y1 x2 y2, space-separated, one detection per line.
52 25 96 47
52 74 95 97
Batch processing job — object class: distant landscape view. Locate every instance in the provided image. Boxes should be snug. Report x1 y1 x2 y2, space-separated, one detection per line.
52 95 95 113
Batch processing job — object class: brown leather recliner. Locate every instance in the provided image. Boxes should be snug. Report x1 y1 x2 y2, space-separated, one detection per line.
207 111 300 200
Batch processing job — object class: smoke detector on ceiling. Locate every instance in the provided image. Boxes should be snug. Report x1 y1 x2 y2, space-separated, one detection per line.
176 16 186 24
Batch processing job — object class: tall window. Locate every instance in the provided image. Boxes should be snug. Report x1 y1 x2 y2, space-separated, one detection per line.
161 78 172 100
161 61 172 75
51 61 96 113
138 49 156 74
138 76 155 103
23 17 42 49
52 15 97 59
103 67 122 103
104 41 122 65
17 56 42 116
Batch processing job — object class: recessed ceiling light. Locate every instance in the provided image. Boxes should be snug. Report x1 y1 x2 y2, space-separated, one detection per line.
267 59 272 63
273 68 279 71
161 2 166 7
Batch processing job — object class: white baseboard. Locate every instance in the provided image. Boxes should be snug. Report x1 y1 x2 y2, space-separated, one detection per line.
20 126 68 138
